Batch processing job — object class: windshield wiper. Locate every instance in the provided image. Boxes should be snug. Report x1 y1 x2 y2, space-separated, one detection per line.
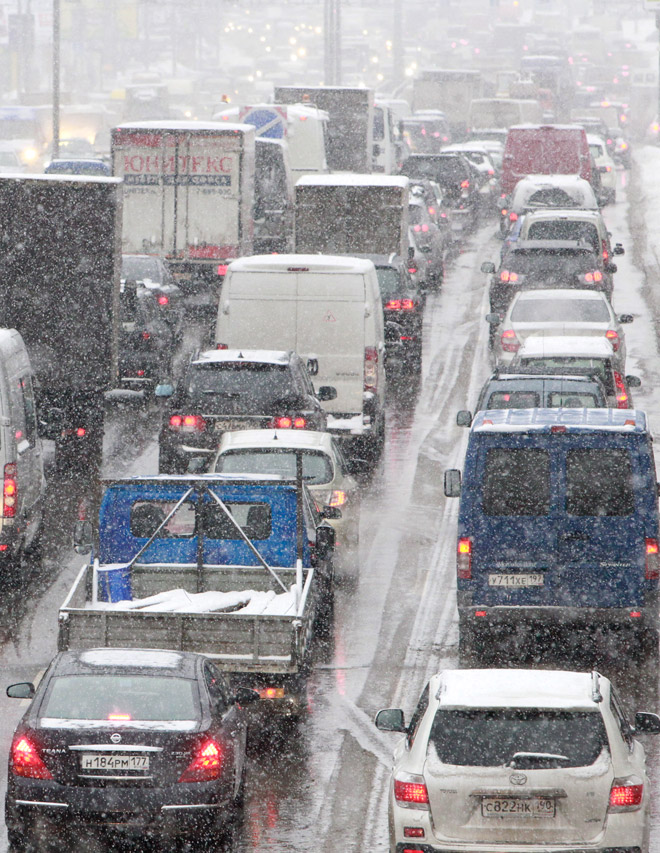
507 751 570 768
201 390 240 398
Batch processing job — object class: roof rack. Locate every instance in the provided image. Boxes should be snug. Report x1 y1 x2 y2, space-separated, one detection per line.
591 670 603 703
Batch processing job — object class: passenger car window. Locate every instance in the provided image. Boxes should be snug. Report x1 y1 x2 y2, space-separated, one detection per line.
407 684 430 747
610 689 633 750
486 391 540 409
204 662 230 713
483 449 550 516
566 449 634 516
428 709 607 767
547 392 599 408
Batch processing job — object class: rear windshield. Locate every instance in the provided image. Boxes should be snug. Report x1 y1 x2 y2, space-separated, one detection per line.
525 188 583 208
122 256 161 282
215 449 333 485
566 449 634 516
428 709 608 767
507 250 597 276
518 358 613 394
547 391 601 407
511 298 609 323
40 675 199 722
402 157 466 182
376 267 405 297
187 363 298 413
486 391 541 408
526 221 599 252
483 448 550 516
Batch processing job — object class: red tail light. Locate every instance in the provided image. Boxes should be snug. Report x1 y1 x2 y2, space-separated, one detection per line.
646 538 659 580
584 270 603 283
179 739 223 783
457 537 472 579
394 774 430 807
605 329 620 351
142 331 151 340
501 208 508 216
272 416 292 428
386 299 402 310
614 371 629 408
364 346 378 392
500 329 519 353
76 427 86 437
500 270 518 283
11 736 53 780
217 264 228 276
460 179 470 188
157 295 169 306
216 343 228 350
293 416 307 429
509 211 518 222
602 239 609 261
609 777 643 811
408 266 418 274
3 462 16 518
413 224 429 233
169 414 206 432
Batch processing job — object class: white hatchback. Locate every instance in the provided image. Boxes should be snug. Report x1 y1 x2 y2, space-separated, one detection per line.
376 669 660 853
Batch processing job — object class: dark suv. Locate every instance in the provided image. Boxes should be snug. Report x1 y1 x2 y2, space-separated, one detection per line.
158 350 335 473
400 153 479 229
122 254 185 342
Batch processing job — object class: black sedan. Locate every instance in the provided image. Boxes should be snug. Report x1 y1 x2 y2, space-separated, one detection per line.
5 648 257 849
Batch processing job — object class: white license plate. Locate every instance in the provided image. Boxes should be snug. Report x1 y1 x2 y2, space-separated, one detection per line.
482 797 555 818
213 420 242 432
81 754 150 772
488 573 544 587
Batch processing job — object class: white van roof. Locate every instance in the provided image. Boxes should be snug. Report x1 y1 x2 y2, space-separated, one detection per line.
227 254 376 274
471 408 647 434
295 174 409 189
193 349 291 365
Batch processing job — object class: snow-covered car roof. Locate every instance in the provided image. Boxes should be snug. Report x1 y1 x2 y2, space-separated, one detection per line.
517 335 614 358
511 174 598 209
521 207 604 223
512 288 609 303
227 254 376 274
470 408 647 434
192 349 291 366
217 429 336 454
433 669 606 711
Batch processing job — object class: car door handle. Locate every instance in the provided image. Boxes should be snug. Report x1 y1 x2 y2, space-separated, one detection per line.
559 532 590 542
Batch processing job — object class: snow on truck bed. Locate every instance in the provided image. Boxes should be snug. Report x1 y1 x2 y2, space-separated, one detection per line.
91 587 297 616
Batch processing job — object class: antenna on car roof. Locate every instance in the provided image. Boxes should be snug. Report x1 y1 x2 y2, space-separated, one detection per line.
591 671 603 703
238 351 244 358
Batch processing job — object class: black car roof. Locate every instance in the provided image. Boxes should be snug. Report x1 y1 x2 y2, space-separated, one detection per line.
50 648 202 679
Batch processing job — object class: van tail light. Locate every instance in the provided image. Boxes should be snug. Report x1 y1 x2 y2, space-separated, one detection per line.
645 538 659 580
394 772 430 809
605 329 620 351
500 270 518 283
364 346 378 392
216 343 228 350
293 416 307 429
11 735 53 780
584 270 603 283
500 329 519 352
613 371 629 408
608 777 643 811
217 264 228 276
329 489 347 507
387 298 415 311
602 239 609 261
179 739 223 783
457 537 472 579
3 462 17 518
509 211 518 222
169 414 206 432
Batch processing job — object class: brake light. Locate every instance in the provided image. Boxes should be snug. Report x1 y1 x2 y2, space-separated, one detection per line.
605 329 620 351
428 206 436 215
329 490 346 507
256 687 285 700
501 208 508 216
385 299 402 310
108 713 131 721
157 295 169 306
509 211 518 222
614 371 628 408
404 827 425 838
179 739 223 783
76 427 86 437
364 346 378 392
457 537 472 579
646 538 659 580
3 462 16 518
609 778 643 811
602 239 609 261
169 414 206 432
584 270 603 283
293 416 307 429
217 264 228 276
394 774 429 807
500 270 518 283
11 736 53 780
500 329 519 353
460 179 470 188
413 224 429 233
408 266 418 274
169 415 183 428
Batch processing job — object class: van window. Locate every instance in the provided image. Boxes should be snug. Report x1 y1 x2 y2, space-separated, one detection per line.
486 391 540 409
566 449 634 516
547 391 600 408
19 377 38 448
483 449 550 516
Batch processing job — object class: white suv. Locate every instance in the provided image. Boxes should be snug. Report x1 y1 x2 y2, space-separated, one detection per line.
376 669 660 853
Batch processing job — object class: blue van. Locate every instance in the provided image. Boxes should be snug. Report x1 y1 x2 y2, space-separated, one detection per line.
444 408 660 653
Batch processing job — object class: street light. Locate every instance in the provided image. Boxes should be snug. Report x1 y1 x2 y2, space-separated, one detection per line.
52 0 60 160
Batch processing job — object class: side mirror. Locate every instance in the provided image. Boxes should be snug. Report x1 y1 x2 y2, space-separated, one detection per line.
456 410 473 427
634 711 660 734
234 686 260 707
155 383 174 398
421 245 432 254
613 243 625 255
375 708 407 732
307 357 319 376
605 263 618 273
73 519 94 554
316 524 336 560
626 375 642 388
322 505 342 520
481 261 496 274
485 313 501 325
317 385 337 402
7 682 35 700
408 246 415 260
373 143 381 157
444 468 462 497
618 314 634 324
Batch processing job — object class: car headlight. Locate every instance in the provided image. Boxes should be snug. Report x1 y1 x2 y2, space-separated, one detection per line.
21 147 38 163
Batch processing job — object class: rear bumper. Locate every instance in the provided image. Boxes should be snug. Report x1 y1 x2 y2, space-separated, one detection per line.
458 599 659 630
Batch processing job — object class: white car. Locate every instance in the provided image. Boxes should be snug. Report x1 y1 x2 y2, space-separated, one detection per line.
503 174 599 236
489 289 633 369
588 133 617 204
376 668 660 853
210 429 360 574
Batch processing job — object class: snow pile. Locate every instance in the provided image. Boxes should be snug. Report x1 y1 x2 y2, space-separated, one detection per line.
91 586 297 616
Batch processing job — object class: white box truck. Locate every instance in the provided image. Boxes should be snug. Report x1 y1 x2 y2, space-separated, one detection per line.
112 120 255 307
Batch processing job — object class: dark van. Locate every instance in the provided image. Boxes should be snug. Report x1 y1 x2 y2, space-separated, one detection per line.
444 408 660 654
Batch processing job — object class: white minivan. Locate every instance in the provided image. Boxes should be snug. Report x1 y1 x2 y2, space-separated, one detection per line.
0 329 45 566
215 255 386 464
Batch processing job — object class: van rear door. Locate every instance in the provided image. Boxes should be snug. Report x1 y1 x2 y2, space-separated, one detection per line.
223 270 298 348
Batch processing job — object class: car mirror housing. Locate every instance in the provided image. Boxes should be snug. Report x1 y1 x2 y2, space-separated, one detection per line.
634 711 660 734
485 313 501 325
445 469 462 497
456 410 473 427
375 708 407 732
235 687 260 707
7 682 35 700
613 243 625 255
626 375 642 388
317 385 337 402
618 314 634 324
481 261 496 274
72 519 94 554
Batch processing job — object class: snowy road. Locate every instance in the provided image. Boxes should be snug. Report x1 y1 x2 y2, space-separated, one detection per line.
1 152 660 852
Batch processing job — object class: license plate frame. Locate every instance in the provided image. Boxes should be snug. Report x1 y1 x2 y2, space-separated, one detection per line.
213 420 243 432
481 796 556 818
488 573 544 587
80 753 150 772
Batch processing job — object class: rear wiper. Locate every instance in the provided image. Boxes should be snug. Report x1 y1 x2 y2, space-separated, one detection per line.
507 751 570 768
202 390 240 398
